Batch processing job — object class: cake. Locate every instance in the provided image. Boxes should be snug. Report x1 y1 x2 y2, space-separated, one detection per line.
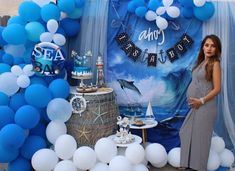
71 66 92 79
113 117 135 144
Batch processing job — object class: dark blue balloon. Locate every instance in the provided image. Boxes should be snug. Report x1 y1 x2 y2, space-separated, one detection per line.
20 136 47 159
182 6 194 19
75 0 85 7
9 92 27 112
0 124 26 149
0 143 19 163
18 1 41 22
0 26 7 46
0 63 11 74
135 6 147 18
61 18 80 37
0 106 14 129
58 0 75 14
178 0 194 7
30 76 48 86
194 2 215 21
8 156 32 171
13 57 25 65
147 0 162 11
41 3 60 22
0 91 9 106
24 84 52 108
30 123 46 138
49 79 70 99
2 24 27 45
15 105 40 129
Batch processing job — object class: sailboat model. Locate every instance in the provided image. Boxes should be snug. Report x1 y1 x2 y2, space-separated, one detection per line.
145 101 155 120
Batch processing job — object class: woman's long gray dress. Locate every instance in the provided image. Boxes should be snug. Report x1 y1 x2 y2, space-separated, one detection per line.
179 62 217 171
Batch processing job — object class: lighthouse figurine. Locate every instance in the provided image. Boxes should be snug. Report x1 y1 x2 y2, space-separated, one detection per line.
96 55 105 87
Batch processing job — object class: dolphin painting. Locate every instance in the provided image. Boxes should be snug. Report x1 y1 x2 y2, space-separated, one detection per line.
117 79 141 95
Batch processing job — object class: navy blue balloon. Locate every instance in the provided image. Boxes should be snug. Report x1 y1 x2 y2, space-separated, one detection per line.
8 156 32 171
0 26 7 46
41 3 60 22
49 79 70 99
18 1 41 22
0 106 14 129
61 18 80 37
7 16 27 25
194 2 215 21
0 91 9 105
2 24 27 45
135 6 147 18
30 123 46 138
0 63 11 74
75 0 85 7
182 6 194 19
30 76 48 86
0 124 26 149
216 166 229 171
24 84 52 108
15 105 40 129
0 143 19 163
9 92 27 112
2 53 14 65
20 135 47 159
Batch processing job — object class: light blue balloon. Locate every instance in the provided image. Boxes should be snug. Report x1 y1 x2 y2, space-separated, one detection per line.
75 0 85 7
25 22 45 42
127 1 137 13
194 2 215 21
68 7 83 19
47 98 72 122
147 0 161 11
58 0 75 14
24 84 52 108
135 6 147 18
2 24 27 45
18 1 41 22
15 105 40 129
8 156 32 171
0 63 11 74
7 16 27 25
41 3 60 22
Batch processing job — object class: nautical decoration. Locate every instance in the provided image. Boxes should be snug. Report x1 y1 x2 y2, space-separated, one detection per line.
145 101 155 120
70 95 87 115
96 55 105 87
31 42 66 76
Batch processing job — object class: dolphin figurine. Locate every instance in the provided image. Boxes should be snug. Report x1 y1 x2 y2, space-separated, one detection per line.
117 79 141 95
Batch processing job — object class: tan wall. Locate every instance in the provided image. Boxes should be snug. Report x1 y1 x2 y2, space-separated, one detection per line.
0 0 21 16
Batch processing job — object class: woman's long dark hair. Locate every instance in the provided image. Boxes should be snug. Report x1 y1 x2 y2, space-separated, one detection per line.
194 34 221 82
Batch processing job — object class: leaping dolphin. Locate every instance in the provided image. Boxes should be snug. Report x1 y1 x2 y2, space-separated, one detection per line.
117 79 141 95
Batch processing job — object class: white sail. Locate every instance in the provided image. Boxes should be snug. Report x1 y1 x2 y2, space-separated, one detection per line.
146 101 154 118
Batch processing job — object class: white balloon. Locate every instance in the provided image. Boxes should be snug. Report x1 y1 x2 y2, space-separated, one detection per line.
167 147 181 168
46 120 67 144
133 164 149 171
145 10 157 21
54 134 77 160
4 44 25 57
90 162 109 171
117 147 126 156
220 148 235 167
73 146 97 170
0 72 19 96
40 32 53 43
47 98 72 122
210 136 225 154
17 74 30 88
47 19 59 34
33 0 50 7
23 64 35 77
193 0 206 7
53 34 66 46
125 144 145 165
145 143 167 165
54 160 77 171
167 6 180 18
94 138 117 163
156 7 166 16
207 150 220 171
11 65 23 76
156 16 168 30
31 148 59 171
151 159 167 168
163 0 173 7
109 156 132 171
